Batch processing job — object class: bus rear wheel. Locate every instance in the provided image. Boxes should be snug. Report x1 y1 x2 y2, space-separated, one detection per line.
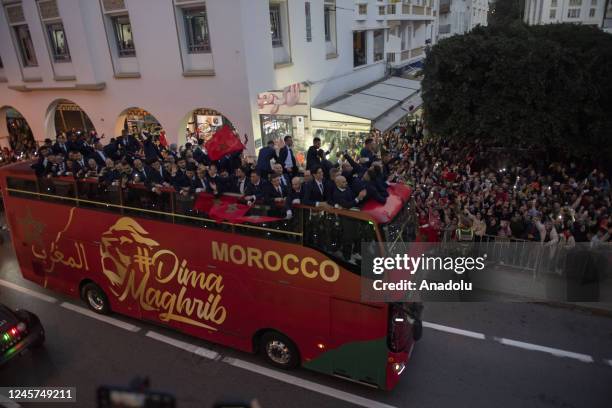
260 332 299 369
81 283 111 315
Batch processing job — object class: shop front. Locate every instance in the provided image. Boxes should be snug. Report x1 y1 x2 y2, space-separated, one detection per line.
123 108 162 135
256 83 309 160
185 108 233 142
311 77 423 156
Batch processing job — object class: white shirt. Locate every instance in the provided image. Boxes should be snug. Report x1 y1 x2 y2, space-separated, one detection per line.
284 147 294 169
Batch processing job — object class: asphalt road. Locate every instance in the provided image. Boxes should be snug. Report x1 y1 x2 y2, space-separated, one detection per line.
1 229 611 408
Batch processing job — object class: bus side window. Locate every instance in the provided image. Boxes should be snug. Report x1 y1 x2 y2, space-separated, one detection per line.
124 187 172 222
6 177 37 198
39 178 75 204
303 210 377 274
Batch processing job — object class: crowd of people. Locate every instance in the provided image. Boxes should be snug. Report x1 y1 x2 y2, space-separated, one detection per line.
8 122 612 246
376 124 612 246
28 129 396 220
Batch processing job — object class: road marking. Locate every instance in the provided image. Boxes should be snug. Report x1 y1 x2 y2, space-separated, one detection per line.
145 331 219 360
423 320 600 364
0 394 21 408
0 279 57 303
223 357 397 408
3 279 611 373
423 321 486 339
494 338 594 363
60 302 140 332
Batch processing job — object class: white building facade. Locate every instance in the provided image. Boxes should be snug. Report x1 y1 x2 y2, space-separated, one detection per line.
437 0 488 39
0 0 433 156
523 0 606 26
604 0 612 33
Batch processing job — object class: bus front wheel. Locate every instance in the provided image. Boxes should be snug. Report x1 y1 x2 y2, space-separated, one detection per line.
81 283 111 315
260 331 299 370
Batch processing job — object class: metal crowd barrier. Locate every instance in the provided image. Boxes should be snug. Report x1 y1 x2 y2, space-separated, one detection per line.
440 229 610 283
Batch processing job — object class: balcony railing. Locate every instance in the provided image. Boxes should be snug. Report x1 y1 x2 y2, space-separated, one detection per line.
401 49 411 61
387 52 396 63
412 5 425 15
384 3 434 18
411 46 424 57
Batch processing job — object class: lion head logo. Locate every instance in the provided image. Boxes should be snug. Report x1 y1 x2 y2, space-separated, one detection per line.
100 217 159 288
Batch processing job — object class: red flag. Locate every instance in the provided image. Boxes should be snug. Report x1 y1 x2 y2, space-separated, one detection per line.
209 202 250 222
205 125 244 161
194 193 241 214
235 215 284 224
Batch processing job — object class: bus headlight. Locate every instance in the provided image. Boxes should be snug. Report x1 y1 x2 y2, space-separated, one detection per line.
392 362 405 375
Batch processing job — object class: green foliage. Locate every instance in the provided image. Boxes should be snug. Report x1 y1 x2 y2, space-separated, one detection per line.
489 0 525 26
422 24 612 162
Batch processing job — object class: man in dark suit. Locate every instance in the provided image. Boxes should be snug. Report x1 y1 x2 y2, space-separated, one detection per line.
306 137 322 171
244 171 268 205
132 159 151 184
228 166 250 195
31 146 52 177
279 135 298 177
52 134 69 156
264 174 289 216
285 177 304 218
255 140 278 179
303 166 332 207
193 139 210 166
218 151 242 175
359 138 379 168
66 132 86 155
205 164 224 195
191 167 211 194
171 158 190 191
332 176 367 209
142 133 162 162
117 132 139 155
71 151 87 178
331 175 367 262
88 142 108 166
352 168 387 204
271 163 291 190
148 159 171 186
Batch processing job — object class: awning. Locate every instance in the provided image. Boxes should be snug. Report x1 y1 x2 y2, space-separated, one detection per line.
373 105 409 134
311 76 423 132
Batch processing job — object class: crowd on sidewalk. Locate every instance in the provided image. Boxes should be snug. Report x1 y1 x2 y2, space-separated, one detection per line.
376 124 611 245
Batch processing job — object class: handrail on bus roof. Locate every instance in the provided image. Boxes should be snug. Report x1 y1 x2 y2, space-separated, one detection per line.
0 162 411 242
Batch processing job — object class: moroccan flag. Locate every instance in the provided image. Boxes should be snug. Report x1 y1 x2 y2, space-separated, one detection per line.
193 193 216 213
194 193 241 214
209 202 250 222
205 125 244 161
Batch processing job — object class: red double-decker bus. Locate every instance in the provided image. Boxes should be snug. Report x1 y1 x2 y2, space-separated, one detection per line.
0 161 422 390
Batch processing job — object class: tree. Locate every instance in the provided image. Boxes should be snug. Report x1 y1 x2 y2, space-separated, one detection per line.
489 0 525 26
422 23 612 163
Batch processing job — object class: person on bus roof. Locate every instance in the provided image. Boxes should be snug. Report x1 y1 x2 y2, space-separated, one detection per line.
303 166 332 208
244 171 268 205
332 176 367 209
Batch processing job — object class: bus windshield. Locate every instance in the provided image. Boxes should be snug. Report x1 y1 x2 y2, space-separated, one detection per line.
382 204 415 252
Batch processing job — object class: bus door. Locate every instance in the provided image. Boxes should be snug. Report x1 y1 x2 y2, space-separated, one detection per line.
330 298 388 387
303 211 387 385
